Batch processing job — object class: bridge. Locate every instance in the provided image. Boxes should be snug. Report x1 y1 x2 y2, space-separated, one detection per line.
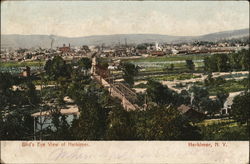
91 57 141 111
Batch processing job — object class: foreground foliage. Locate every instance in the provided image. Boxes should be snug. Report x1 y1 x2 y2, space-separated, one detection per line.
1 55 249 140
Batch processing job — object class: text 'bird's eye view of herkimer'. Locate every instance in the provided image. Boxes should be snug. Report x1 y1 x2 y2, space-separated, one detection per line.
0 1 249 141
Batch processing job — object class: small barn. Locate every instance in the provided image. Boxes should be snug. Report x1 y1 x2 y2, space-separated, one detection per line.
177 105 205 121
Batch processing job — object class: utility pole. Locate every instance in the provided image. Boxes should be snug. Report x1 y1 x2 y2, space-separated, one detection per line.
125 38 127 47
33 117 36 140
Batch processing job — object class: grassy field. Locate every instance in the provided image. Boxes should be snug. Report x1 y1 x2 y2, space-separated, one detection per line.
139 63 204 75
197 119 249 140
122 54 209 63
139 63 187 73
142 67 163 72
121 54 207 75
134 73 202 84
149 73 202 81
0 61 45 67
33 80 57 85
196 119 236 127
208 79 246 95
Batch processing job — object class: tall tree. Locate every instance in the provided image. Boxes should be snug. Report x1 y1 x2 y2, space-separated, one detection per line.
177 90 191 106
216 53 230 72
135 104 202 140
71 97 107 140
240 49 250 71
216 89 229 108
106 99 136 140
200 98 221 116
146 80 176 105
120 62 139 86
185 60 195 71
77 58 92 70
189 86 210 112
0 73 37 140
69 81 109 140
44 56 72 80
204 56 217 72
229 52 242 71
231 92 250 124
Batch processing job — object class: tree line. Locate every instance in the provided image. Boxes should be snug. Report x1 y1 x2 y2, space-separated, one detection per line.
204 49 249 72
1 56 249 140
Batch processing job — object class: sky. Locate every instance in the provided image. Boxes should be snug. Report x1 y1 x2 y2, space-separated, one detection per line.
1 1 249 37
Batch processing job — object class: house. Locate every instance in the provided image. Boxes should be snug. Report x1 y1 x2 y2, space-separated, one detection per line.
22 66 31 77
171 49 179 54
221 91 243 115
150 51 165 56
58 44 71 53
137 49 148 55
177 105 205 121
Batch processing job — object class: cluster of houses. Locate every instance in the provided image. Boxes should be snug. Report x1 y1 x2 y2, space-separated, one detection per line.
1 40 249 62
0 44 92 62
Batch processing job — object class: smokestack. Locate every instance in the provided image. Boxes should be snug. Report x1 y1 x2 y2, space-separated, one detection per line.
50 40 54 49
63 44 65 47
69 43 70 48
49 35 55 50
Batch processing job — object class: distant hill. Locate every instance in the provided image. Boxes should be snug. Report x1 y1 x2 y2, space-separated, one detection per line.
1 28 249 48
196 28 249 42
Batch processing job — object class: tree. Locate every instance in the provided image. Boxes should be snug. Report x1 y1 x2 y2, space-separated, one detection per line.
204 73 214 86
240 49 250 71
71 97 107 140
200 98 221 116
44 59 52 75
203 50 248 72
20 81 40 106
0 110 34 140
146 80 176 105
48 111 72 140
69 82 109 140
214 76 226 85
44 56 72 80
136 44 147 50
200 122 249 140
229 52 242 71
204 56 217 72
146 80 192 107
120 62 138 86
170 64 174 71
204 53 229 72
176 90 191 106
189 86 209 111
186 60 195 71
216 53 230 72
189 85 223 115
77 57 92 70
0 73 37 140
216 89 229 108
241 76 250 90
231 92 250 124
135 104 202 140
106 99 136 140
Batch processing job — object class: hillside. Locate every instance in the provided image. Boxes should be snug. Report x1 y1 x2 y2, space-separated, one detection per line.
1 28 249 48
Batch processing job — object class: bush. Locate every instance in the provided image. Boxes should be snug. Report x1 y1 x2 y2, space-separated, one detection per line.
200 123 249 140
134 83 148 88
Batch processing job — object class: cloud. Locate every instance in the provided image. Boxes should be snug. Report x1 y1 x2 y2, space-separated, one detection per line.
1 1 249 37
